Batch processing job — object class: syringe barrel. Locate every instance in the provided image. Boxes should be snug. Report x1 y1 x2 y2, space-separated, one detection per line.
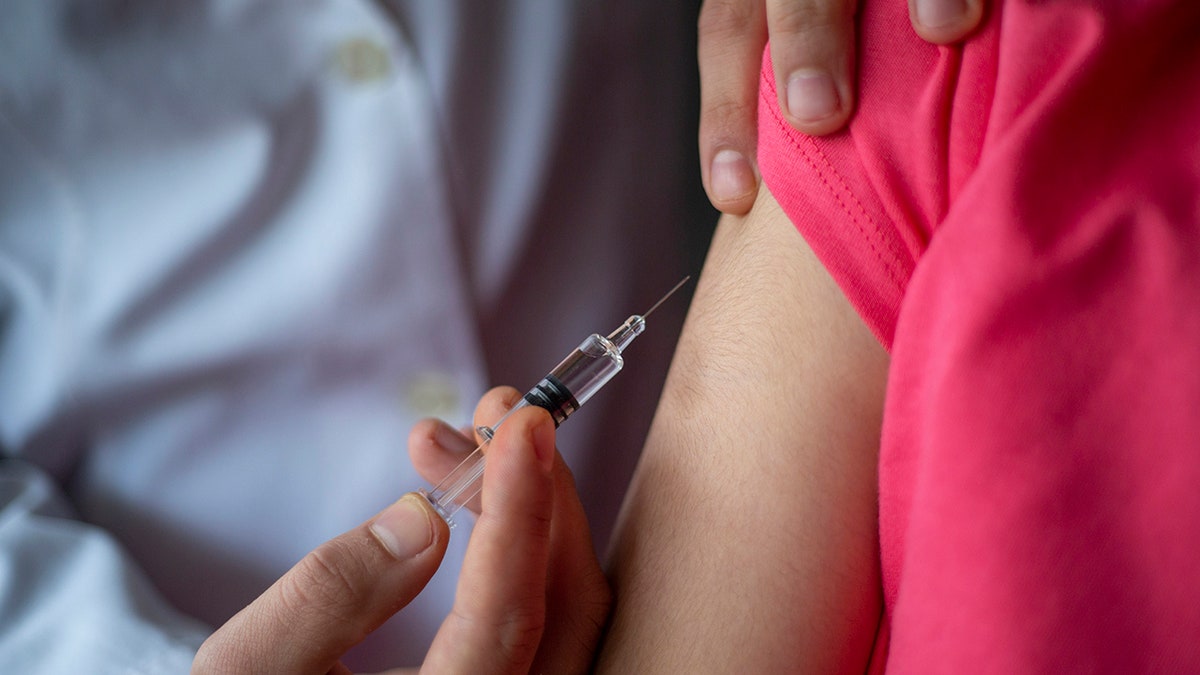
529 333 624 425
421 333 624 525
487 333 626 433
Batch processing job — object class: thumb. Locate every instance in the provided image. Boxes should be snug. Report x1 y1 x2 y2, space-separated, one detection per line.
193 494 449 674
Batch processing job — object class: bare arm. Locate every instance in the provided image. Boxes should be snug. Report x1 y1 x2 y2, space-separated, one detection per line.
598 186 888 671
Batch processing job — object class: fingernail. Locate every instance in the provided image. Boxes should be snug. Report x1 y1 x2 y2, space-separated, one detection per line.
370 495 434 560
786 69 840 124
434 422 476 456
710 149 755 203
915 0 967 29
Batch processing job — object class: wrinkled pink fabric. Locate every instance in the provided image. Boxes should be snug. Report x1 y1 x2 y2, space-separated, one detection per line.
759 1 1200 672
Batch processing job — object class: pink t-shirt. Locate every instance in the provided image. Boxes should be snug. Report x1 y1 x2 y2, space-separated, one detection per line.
759 1 1200 671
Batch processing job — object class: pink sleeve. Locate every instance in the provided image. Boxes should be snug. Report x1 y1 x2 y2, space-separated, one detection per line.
757 0 995 349
760 1 1200 671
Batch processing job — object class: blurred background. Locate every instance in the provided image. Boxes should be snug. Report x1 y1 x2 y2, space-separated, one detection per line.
0 0 714 669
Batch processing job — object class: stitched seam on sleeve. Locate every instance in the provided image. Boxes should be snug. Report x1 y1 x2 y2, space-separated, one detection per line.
759 80 911 295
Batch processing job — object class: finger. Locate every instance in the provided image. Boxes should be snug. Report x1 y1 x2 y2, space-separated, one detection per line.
473 389 609 671
193 495 448 674
698 0 767 215
408 418 479 486
409 418 485 515
530 456 612 673
424 406 557 674
767 0 858 136
908 0 985 44
409 386 524 518
464 387 525 513
472 385 524 445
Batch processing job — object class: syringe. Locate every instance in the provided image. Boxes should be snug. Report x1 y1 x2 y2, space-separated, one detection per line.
420 276 690 526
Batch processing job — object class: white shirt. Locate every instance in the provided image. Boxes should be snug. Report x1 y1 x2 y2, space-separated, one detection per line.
0 0 703 670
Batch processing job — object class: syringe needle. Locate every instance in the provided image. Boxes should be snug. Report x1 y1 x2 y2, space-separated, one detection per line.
423 274 693 526
641 276 691 319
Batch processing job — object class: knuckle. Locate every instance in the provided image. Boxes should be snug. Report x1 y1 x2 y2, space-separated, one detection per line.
769 0 852 36
704 98 756 126
447 599 546 665
496 599 548 659
520 494 557 545
280 540 367 621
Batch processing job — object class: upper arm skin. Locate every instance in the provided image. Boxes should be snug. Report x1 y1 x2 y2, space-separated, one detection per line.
598 186 888 672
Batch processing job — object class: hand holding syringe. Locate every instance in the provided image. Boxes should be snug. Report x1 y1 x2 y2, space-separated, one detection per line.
420 277 690 526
